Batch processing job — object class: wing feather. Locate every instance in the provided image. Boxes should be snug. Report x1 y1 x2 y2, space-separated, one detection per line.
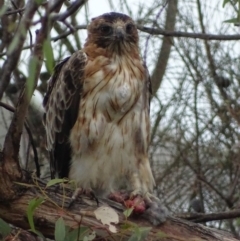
43 51 87 178
143 64 152 113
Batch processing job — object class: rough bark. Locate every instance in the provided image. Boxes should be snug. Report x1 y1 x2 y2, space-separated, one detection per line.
0 171 238 241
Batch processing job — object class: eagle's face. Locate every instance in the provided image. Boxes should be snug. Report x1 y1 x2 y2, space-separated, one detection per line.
86 12 139 51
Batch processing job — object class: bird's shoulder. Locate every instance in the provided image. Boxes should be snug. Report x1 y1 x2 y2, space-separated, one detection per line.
43 50 87 109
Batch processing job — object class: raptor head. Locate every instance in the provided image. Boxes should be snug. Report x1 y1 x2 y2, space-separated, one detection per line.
85 12 139 52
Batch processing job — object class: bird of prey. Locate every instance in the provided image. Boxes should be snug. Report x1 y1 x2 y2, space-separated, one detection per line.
43 12 167 224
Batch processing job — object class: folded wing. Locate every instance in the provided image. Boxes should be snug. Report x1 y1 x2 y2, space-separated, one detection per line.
43 51 87 178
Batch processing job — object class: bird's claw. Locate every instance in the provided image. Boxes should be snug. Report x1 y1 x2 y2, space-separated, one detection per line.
69 187 99 208
143 198 168 225
109 190 168 225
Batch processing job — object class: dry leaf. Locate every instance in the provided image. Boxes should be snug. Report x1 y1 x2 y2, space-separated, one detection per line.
94 206 119 233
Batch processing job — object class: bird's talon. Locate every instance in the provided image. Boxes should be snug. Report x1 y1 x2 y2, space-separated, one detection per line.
68 187 98 208
143 198 169 225
128 192 169 225
108 191 130 203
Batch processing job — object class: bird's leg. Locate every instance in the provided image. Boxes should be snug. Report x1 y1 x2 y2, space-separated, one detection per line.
108 190 130 203
69 187 99 208
140 192 169 226
109 173 168 225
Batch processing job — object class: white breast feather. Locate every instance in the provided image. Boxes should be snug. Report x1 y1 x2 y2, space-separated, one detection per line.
69 57 153 195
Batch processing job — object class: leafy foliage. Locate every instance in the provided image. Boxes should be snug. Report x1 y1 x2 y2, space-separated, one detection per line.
46 178 68 187
26 56 39 100
123 207 134 218
27 197 45 234
0 218 11 239
55 217 66 241
43 37 54 74
128 227 152 241
223 0 240 24
55 217 96 241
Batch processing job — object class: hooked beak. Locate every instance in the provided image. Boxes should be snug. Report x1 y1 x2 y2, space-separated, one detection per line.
114 27 125 41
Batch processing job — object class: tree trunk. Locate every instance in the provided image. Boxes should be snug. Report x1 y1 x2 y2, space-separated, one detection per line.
151 0 178 95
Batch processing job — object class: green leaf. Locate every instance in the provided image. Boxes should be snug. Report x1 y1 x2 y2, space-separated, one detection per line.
138 227 152 240
7 26 26 55
43 38 54 74
128 227 151 241
55 217 66 241
157 231 168 238
35 0 44 5
235 217 240 226
222 0 231 7
83 232 96 241
223 17 240 23
0 5 7 17
46 178 67 187
0 218 11 238
31 229 45 239
26 56 38 100
66 227 89 241
128 233 140 241
120 222 135 230
128 227 140 241
27 197 45 232
123 207 134 218
7 35 20 55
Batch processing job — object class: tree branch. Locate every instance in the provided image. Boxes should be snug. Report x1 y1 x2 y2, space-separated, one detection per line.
0 0 66 202
0 101 40 177
0 0 39 101
178 209 240 223
138 26 240 40
4 7 25 16
0 175 238 241
1 24 239 58
52 0 88 21
151 0 178 95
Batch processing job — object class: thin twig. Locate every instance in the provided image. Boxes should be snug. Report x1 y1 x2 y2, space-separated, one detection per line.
143 0 168 64
11 0 33 53
227 166 240 201
0 0 39 101
138 26 240 40
4 7 25 15
11 1 23 31
52 24 86 41
177 209 240 223
0 25 87 57
52 0 88 21
0 23 239 58
4 1 48 15
49 0 67 12
24 120 40 177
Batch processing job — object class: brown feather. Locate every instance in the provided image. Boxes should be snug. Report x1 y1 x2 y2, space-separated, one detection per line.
43 51 87 178
43 12 155 197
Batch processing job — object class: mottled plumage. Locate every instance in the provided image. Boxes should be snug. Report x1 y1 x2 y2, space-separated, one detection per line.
43 12 155 197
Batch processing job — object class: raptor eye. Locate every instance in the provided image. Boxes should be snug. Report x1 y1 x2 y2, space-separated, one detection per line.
99 25 112 35
126 23 134 33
